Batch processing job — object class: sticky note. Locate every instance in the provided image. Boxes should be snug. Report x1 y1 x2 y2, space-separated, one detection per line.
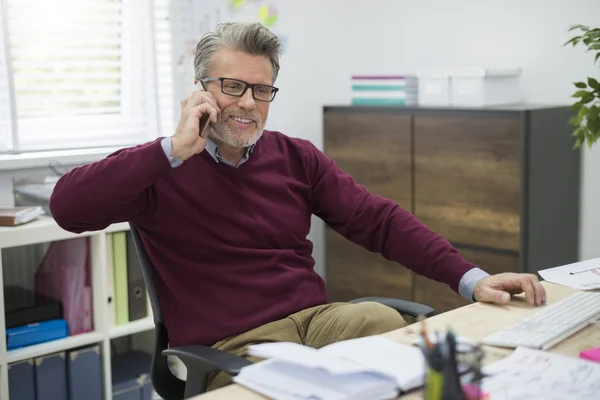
580 347 600 363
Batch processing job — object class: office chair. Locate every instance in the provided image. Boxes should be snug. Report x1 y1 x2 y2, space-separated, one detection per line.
128 223 435 400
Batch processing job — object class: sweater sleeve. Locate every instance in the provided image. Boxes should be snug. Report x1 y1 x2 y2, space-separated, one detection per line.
307 142 478 294
49 138 173 233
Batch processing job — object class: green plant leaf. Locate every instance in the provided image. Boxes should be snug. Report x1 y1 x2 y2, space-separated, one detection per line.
575 81 587 88
588 77 600 90
583 93 595 104
573 90 591 97
569 115 583 126
564 36 581 46
569 24 588 32
590 44 600 51
596 52 600 64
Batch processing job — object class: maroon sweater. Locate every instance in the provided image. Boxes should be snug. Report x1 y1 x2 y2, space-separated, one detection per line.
49 130 476 347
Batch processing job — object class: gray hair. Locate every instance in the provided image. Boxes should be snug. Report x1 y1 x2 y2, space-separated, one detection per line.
194 22 282 83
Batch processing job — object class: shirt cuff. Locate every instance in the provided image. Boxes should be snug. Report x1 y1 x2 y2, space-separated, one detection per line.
458 268 490 301
160 137 183 168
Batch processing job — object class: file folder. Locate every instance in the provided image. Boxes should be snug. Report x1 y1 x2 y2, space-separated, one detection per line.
126 232 148 321
8 359 36 400
35 352 68 400
112 231 129 324
67 345 103 400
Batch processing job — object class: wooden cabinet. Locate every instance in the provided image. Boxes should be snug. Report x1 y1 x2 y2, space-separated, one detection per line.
323 105 580 315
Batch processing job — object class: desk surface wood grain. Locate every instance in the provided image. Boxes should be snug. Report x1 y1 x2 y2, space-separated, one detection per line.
193 282 600 400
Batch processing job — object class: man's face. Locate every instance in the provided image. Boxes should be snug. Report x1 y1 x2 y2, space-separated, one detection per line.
201 47 274 148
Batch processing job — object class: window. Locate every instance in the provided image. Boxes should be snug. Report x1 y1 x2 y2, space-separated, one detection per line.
0 0 175 154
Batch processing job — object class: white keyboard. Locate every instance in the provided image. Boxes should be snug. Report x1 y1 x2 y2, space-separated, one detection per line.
481 291 600 350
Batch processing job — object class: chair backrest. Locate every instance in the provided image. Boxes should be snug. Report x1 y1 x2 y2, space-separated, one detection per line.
128 223 185 400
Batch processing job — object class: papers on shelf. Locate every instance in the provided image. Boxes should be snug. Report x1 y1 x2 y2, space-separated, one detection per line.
539 257 600 290
233 336 426 400
481 347 600 399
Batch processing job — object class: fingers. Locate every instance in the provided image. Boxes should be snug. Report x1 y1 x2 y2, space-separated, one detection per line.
531 275 546 305
193 103 218 125
519 274 545 306
477 286 510 305
188 91 220 112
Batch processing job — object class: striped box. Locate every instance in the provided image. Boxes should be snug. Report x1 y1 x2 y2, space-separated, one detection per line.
351 75 418 106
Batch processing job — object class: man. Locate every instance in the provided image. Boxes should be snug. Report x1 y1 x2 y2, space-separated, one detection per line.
49 22 546 389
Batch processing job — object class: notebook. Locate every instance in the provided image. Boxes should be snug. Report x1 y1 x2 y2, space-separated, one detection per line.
0 206 44 226
233 335 426 400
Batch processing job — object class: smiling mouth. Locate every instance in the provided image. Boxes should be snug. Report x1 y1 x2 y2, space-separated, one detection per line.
230 116 255 124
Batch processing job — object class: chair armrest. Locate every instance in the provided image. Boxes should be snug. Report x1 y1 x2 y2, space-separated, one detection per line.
162 345 252 377
349 297 435 318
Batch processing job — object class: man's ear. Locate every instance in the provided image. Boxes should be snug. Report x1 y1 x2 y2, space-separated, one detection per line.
193 79 198 84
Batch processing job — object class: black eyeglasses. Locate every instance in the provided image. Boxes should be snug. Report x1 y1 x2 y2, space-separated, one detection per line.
199 77 279 102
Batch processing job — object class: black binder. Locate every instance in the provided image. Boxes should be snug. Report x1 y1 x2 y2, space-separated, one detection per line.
126 232 148 321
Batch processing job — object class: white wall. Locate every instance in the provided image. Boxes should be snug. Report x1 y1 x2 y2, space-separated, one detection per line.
187 0 600 275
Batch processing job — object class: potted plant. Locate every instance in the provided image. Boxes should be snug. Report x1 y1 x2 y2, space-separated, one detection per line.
565 25 600 149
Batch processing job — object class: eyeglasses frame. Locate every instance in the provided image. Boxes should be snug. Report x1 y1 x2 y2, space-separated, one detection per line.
199 77 279 102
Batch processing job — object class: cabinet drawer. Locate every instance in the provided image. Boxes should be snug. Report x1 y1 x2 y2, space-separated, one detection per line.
324 112 412 208
413 247 519 314
414 115 521 251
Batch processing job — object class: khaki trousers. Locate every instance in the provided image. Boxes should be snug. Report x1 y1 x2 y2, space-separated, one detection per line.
207 301 407 390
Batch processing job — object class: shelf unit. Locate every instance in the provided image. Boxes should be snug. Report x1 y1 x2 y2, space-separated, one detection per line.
0 217 155 400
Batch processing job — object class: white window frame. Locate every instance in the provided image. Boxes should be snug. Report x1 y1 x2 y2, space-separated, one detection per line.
0 0 176 169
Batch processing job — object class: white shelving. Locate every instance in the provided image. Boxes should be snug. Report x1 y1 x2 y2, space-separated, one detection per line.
0 218 154 400
109 316 154 339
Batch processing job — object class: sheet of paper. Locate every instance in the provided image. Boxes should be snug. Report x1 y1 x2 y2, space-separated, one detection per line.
539 257 600 290
481 347 600 399
247 341 372 375
321 336 426 390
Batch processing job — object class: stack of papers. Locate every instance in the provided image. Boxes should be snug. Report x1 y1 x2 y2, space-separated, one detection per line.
481 347 600 399
233 336 426 400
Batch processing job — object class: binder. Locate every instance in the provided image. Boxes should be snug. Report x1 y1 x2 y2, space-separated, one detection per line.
8 359 36 400
112 231 129 324
67 345 103 400
106 234 116 327
112 351 153 400
126 232 148 321
35 352 68 400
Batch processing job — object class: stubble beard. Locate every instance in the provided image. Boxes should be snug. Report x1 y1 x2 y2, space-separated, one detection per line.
209 109 265 149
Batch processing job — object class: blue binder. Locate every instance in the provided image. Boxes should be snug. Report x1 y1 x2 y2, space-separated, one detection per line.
67 345 103 400
112 351 153 400
35 352 68 400
8 359 36 400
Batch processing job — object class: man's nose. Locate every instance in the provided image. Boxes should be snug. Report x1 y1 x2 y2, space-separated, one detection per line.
237 88 256 109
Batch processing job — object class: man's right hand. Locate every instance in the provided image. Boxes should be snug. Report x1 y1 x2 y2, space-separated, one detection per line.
170 86 220 162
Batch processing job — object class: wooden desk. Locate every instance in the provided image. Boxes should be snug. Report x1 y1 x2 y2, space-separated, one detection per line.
193 282 600 399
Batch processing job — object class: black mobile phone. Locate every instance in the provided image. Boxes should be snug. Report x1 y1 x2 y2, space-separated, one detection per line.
199 114 210 137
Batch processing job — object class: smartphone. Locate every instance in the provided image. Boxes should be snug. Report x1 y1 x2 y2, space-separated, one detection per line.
199 113 210 137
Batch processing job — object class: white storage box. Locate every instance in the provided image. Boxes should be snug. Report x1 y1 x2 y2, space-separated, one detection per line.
417 69 452 106
451 68 522 107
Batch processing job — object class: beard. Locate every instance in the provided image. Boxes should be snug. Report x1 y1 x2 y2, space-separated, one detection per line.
209 108 265 149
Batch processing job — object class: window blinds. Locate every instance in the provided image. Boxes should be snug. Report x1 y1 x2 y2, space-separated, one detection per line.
0 0 175 153
0 0 15 152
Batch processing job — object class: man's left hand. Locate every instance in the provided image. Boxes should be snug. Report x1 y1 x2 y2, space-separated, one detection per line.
473 273 547 306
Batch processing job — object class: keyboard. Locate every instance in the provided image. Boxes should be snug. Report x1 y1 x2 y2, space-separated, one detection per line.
481 291 600 350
